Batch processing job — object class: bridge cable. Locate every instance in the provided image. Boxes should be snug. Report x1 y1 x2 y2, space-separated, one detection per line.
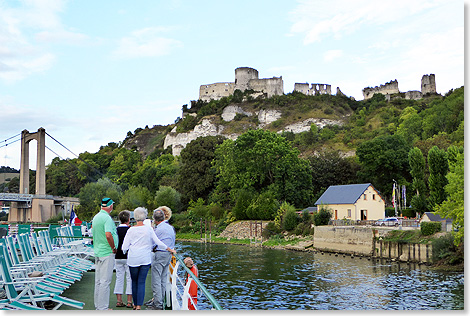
0 138 21 149
45 132 105 178
45 145 98 183
1 133 21 143
0 133 21 149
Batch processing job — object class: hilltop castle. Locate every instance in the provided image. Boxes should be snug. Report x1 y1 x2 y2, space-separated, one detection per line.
199 67 284 102
198 67 437 102
362 74 436 100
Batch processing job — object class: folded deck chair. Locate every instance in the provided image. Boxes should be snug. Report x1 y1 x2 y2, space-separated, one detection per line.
0 237 74 292
16 233 84 282
0 244 84 310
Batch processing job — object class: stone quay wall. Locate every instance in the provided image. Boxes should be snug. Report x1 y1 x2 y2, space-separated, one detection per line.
313 226 433 263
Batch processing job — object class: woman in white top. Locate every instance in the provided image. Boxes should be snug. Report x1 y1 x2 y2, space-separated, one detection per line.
122 207 176 310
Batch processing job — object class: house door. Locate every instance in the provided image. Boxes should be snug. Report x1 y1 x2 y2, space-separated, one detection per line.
360 210 367 220
335 210 338 220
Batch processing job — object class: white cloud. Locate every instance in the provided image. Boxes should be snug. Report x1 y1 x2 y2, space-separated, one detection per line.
0 0 89 83
0 53 55 82
112 27 183 59
323 49 343 62
289 0 449 44
35 29 89 44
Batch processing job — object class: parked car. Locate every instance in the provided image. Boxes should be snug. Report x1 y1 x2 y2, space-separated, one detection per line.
375 217 401 227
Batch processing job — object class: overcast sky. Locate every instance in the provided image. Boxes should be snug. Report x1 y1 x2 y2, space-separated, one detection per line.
0 0 464 170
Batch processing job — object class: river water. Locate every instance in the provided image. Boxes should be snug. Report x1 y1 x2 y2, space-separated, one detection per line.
178 241 464 310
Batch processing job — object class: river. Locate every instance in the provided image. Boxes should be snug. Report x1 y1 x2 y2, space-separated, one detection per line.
178 241 464 310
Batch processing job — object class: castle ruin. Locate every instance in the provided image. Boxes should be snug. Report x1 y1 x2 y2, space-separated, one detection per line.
199 67 284 102
362 74 437 100
294 83 332 95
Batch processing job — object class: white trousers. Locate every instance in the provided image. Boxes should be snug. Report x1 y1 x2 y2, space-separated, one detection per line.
94 254 115 310
114 258 132 295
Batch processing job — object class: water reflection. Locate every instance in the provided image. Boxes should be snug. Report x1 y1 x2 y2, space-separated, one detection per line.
178 241 464 310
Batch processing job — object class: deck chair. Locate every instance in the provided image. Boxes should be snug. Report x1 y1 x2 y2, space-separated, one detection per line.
6 234 80 287
55 226 94 260
16 233 85 281
7 233 81 284
0 237 71 294
0 244 84 310
48 225 61 248
0 299 45 310
37 230 93 272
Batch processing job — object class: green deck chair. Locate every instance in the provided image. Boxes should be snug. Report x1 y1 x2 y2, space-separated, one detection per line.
0 244 84 310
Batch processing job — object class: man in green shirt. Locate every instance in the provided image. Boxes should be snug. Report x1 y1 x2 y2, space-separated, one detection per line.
92 197 118 310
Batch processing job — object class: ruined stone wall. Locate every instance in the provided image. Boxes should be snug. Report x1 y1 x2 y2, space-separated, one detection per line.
248 77 284 98
199 82 235 102
294 82 332 95
294 83 310 95
362 79 399 99
405 90 423 100
421 74 436 94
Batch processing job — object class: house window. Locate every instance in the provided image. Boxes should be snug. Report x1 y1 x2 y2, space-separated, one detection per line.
347 209 351 218
373 194 376 200
364 194 367 200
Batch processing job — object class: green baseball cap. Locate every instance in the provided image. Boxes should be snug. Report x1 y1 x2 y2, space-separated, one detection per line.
101 197 114 207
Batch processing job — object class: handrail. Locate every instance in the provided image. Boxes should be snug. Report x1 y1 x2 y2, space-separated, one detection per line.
173 253 223 310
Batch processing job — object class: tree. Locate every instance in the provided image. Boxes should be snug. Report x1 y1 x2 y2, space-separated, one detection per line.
106 148 142 186
435 151 463 246
214 129 313 209
396 106 422 145
356 134 411 198
154 186 182 213
408 147 428 213
75 177 122 221
132 154 179 194
308 150 360 200
177 135 226 205
427 146 449 208
119 185 155 211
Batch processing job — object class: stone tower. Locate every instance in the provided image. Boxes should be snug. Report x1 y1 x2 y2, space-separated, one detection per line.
234 67 259 92
421 74 436 95
19 128 46 195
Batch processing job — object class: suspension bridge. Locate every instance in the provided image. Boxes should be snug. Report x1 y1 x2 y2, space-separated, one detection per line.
0 128 79 223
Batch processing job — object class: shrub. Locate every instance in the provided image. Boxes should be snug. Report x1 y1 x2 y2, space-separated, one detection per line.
293 222 313 236
432 234 459 263
314 207 332 226
274 201 295 229
420 221 442 236
209 203 224 220
262 221 281 239
232 189 254 220
283 209 299 231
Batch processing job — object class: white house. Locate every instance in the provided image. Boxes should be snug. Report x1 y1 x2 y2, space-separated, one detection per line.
315 183 385 221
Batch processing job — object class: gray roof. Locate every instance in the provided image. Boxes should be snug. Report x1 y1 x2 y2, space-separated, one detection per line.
301 206 317 213
423 212 452 222
315 183 377 205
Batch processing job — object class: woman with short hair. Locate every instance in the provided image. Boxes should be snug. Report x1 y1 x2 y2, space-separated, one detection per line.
122 207 176 310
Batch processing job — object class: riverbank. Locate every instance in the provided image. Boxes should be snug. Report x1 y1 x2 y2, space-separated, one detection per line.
176 221 463 272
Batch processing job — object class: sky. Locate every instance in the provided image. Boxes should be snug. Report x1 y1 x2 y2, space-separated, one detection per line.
0 0 465 171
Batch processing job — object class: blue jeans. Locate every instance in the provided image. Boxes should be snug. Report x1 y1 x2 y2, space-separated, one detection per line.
129 264 151 307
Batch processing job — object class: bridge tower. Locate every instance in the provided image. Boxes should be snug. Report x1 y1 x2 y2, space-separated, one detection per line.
19 128 46 195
